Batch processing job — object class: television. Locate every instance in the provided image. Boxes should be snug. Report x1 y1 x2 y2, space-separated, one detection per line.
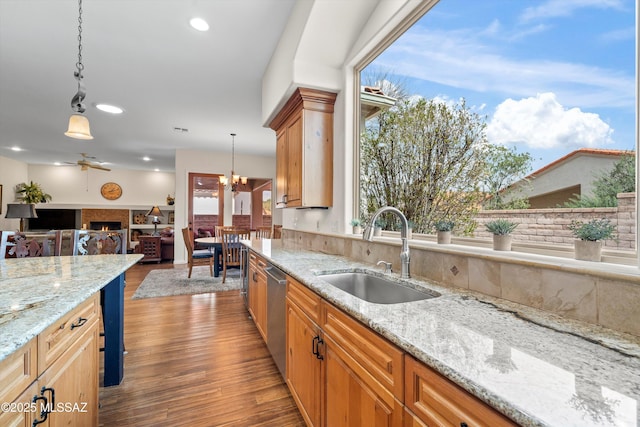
27 209 80 230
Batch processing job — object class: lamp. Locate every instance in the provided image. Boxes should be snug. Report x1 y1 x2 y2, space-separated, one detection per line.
64 0 93 140
219 133 248 192
5 204 38 232
146 206 163 236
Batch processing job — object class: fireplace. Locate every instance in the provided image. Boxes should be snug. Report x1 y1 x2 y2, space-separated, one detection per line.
90 221 122 231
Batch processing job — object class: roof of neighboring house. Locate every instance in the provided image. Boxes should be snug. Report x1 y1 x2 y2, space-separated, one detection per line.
527 148 634 180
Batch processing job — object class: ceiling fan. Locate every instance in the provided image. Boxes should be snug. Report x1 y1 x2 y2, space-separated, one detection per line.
65 153 111 171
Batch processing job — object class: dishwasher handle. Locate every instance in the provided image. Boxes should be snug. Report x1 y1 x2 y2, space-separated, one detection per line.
264 266 287 285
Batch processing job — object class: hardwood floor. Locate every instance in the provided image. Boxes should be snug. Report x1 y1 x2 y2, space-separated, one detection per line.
99 262 305 427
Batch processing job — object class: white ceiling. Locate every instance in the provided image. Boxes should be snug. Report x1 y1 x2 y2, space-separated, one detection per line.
0 0 296 172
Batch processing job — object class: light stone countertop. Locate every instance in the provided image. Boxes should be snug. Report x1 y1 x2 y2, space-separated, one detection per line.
0 254 142 363
245 239 640 427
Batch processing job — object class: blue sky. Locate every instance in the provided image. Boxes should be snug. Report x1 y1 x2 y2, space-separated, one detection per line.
367 0 636 171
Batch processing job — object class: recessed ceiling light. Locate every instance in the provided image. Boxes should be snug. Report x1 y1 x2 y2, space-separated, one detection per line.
189 17 209 32
142 156 151 162
11 146 22 152
96 103 124 114
154 168 160 172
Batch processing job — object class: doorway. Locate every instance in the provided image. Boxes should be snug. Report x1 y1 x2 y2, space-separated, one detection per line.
188 173 224 234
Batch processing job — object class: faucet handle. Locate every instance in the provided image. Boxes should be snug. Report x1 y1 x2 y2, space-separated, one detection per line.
377 260 392 273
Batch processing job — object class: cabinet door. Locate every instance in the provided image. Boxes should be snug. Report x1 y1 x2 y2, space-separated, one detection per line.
38 317 99 427
248 258 258 321
255 266 268 342
324 334 403 427
0 382 38 427
275 129 288 207
286 299 323 427
285 113 303 207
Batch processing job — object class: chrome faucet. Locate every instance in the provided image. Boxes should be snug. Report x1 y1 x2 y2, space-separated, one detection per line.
364 206 411 279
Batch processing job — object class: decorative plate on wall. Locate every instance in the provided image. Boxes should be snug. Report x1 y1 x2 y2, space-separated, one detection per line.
100 182 122 200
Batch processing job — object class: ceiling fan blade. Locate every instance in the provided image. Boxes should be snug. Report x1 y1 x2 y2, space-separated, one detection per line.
89 164 111 171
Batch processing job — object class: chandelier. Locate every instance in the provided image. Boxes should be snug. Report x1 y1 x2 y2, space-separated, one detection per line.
219 133 247 192
64 0 93 140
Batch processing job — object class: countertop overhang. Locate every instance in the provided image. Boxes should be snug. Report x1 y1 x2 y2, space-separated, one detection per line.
244 239 640 427
0 254 142 362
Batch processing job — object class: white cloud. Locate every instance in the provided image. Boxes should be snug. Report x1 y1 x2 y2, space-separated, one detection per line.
486 92 614 149
520 0 625 22
376 27 634 109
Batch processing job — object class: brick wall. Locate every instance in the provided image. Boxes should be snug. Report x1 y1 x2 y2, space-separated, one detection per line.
474 193 636 250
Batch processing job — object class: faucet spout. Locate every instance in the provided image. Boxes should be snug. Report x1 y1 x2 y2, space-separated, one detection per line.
363 206 410 278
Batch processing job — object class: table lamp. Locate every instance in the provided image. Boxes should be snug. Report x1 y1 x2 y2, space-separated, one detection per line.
5 203 38 232
146 206 164 236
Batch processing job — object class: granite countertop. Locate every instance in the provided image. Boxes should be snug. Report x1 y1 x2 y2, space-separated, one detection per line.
245 239 640 427
0 254 142 363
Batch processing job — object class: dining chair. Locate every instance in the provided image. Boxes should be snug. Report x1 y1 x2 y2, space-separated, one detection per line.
256 226 272 239
220 228 250 283
215 225 236 237
0 230 63 259
181 227 214 278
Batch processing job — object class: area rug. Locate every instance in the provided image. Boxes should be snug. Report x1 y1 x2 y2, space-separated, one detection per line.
132 267 243 299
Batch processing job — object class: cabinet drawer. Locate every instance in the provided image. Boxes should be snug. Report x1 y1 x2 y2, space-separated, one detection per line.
38 293 100 373
0 338 37 407
286 277 322 324
322 302 404 400
405 355 518 427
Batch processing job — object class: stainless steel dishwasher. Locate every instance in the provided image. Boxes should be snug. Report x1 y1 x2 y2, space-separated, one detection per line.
265 263 287 380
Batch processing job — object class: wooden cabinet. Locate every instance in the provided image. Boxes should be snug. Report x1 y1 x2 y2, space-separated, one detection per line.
269 87 336 208
0 294 100 427
405 355 518 427
323 303 404 427
286 277 324 427
248 251 268 341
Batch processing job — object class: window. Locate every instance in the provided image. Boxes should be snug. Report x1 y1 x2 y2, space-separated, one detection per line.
356 0 637 260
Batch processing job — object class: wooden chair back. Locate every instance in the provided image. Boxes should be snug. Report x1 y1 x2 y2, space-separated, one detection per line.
73 229 127 255
215 225 236 237
256 226 272 239
0 230 62 259
181 227 213 278
220 229 250 283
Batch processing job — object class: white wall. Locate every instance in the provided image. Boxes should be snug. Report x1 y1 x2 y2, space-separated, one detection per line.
26 164 175 207
0 155 29 230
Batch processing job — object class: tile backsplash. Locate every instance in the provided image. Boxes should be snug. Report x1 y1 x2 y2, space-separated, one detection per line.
281 228 640 338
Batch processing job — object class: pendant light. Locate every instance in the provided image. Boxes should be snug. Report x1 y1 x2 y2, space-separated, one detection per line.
219 133 248 192
64 0 93 140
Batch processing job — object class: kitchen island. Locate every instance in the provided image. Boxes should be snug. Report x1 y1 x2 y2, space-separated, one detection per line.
0 254 142 385
245 239 640 427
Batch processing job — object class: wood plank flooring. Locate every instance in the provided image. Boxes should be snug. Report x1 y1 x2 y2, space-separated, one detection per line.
99 262 305 427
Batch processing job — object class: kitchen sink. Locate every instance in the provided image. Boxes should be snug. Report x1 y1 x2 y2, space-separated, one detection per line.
317 271 439 304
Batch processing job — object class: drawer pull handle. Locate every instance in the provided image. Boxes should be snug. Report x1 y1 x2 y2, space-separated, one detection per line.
71 317 88 330
32 386 55 426
312 335 324 360
460 423 468 427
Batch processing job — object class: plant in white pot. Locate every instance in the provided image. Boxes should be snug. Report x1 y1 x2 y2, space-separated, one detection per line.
485 219 518 251
373 218 386 237
434 220 454 244
350 218 363 234
568 218 617 262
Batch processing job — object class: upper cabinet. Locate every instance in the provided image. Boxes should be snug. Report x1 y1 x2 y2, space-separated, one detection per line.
269 87 337 208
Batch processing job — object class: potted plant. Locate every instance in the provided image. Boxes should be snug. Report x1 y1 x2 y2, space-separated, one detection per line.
16 181 52 204
434 220 454 244
350 218 362 234
568 218 617 262
373 218 386 237
485 219 518 251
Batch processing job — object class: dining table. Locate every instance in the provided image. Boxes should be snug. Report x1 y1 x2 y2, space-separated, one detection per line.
194 236 223 277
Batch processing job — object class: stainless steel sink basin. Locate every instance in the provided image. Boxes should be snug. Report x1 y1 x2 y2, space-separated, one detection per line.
317 271 439 304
